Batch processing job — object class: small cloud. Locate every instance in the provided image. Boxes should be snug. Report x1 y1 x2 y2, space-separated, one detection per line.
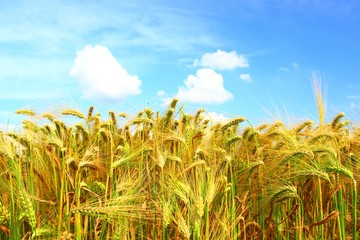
162 97 173 107
192 59 199 67
175 68 233 104
347 95 360 100
239 73 252 83
70 45 142 101
292 62 300 71
194 50 249 70
279 62 300 72
157 90 166 97
0 90 62 100
0 123 17 132
350 102 357 109
279 67 289 72
156 91 173 107
348 84 359 89
202 112 229 123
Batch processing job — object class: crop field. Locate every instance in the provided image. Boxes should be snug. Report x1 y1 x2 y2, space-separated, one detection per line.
0 98 359 239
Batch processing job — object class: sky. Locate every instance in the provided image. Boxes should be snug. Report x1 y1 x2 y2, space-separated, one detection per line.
1 0 360 130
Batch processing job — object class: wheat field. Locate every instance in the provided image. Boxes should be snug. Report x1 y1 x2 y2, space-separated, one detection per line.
0 98 359 239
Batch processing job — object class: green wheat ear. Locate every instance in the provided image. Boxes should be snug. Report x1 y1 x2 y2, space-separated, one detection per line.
0 201 10 225
19 191 37 229
270 185 299 204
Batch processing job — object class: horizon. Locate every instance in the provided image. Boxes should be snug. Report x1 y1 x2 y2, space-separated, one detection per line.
1 0 360 130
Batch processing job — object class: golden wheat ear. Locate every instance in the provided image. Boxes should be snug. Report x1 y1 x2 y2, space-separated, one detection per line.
62 109 85 119
87 106 94 119
16 109 36 117
221 117 246 132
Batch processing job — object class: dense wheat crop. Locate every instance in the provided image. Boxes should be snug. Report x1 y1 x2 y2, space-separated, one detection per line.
0 98 359 239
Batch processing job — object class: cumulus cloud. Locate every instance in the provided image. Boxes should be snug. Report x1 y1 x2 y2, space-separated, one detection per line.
194 50 249 70
175 68 233 104
70 45 141 101
202 112 229 123
240 73 252 83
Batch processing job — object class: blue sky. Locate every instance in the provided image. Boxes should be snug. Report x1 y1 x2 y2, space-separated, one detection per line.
1 0 360 129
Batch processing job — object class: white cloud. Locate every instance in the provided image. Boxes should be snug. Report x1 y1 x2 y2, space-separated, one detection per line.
157 90 166 97
194 50 249 70
202 112 229 123
70 45 141 101
161 97 173 107
348 84 360 89
175 68 233 104
240 73 252 83
350 102 357 109
292 62 300 71
156 91 173 107
0 123 17 133
279 67 289 72
347 95 360 100
0 88 62 100
279 62 300 72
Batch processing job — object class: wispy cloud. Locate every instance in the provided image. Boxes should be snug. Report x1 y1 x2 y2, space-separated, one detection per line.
0 58 70 79
347 95 360 100
279 67 289 72
0 76 67 101
70 45 142 101
193 50 249 70
279 61 300 72
0 1 216 53
0 110 19 132
0 123 16 132
347 95 360 110
0 1 220 105
0 90 63 101
348 84 360 89
350 102 357 109
240 73 252 83
157 90 166 97
175 68 233 104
